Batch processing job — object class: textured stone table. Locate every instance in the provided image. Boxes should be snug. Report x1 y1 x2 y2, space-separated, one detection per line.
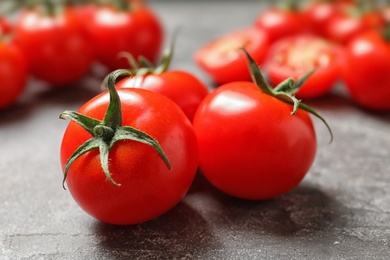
1 1 389 259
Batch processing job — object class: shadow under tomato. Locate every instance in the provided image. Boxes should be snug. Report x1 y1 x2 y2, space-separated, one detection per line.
92 200 218 259
188 173 345 238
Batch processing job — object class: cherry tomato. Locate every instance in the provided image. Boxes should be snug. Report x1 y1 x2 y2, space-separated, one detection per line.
194 27 269 85
193 81 317 200
116 71 209 122
254 7 309 43
60 76 198 225
342 30 390 110
265 34 342 99
325 9 384 44
13 7 94 86
85 5 163 71
303 1 346 37
0 41 28 110
0 17 12 36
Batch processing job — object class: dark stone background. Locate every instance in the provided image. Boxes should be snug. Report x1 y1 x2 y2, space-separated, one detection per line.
1 1 389 259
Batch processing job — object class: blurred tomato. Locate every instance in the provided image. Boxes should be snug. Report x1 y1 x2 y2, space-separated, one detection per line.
13 6 94 86
84 4 163 71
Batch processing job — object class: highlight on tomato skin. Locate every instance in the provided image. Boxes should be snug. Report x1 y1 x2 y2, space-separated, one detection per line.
265 34 343 99
60 81 199 225
194 27 270 86
341 29 390 111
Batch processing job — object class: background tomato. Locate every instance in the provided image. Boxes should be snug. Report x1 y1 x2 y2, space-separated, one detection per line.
254 7 309 43
0 41 28 109
193 82 317 200
13 7 93 86
116 71 209 122
265 34 342 99
194 27 269 85
342 30 390 110
85 4 163 71
60 88 198 225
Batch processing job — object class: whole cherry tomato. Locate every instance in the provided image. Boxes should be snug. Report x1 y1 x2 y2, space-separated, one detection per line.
60 70 198 225
85 3 163 71
254 5 309 43
342 29 390 110
194 27 269 85
325 6 384 44
193 50 331 200
116 43 209 121
13 6 94 86
303 1 346 37
0 41 28 110
265 34 342 99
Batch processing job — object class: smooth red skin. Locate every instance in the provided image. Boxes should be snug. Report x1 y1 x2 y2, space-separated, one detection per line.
86 6 163 71
303 2 344 37
254 8 309 43
265 35 342 99
0 42 28 109
0 17 12 35
325 12 384 45
193 82 317 200
342 31 390 110
60 89 198 225
13 8 93 86
194 27 269 85
116 71 209 122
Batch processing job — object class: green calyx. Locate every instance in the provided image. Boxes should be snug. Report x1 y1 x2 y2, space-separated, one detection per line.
118 29 178 78
59 69 171 190
242 48 333 143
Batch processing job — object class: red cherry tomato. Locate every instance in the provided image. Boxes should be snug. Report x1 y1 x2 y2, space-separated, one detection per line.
193 81 317 200
194 27 269 85
0 41 28 109
116 71 209 122
303 1 345 37
265 34 342 99
60 87 198 225
254 7 309 43
85 5 163 71
325 10 384 44
13 7 94 86
342 30 390 110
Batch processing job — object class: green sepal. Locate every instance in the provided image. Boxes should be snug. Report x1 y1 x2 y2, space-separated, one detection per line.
60 69 171 189
59 111 101 136
241 48 333 143
62 137 101 189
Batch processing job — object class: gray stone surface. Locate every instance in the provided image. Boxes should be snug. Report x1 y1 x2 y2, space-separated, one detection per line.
1 1 390 259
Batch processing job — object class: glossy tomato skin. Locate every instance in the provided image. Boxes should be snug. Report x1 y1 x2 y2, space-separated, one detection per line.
254 8 309 43
60 89 198 225
13 8 93 86
116 71 209 121
193 82 317 200
0 41 28 109
194 27 269 85
342 30 390 110
325 11 384 44
86 6 163 71
265 34 342 99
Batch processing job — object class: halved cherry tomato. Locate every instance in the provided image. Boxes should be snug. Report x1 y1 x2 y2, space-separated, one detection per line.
265 34 342 99
194 27 269 85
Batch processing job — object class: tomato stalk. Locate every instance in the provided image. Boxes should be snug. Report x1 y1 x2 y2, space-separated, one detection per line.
59 69 171 189
242 48 333 142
